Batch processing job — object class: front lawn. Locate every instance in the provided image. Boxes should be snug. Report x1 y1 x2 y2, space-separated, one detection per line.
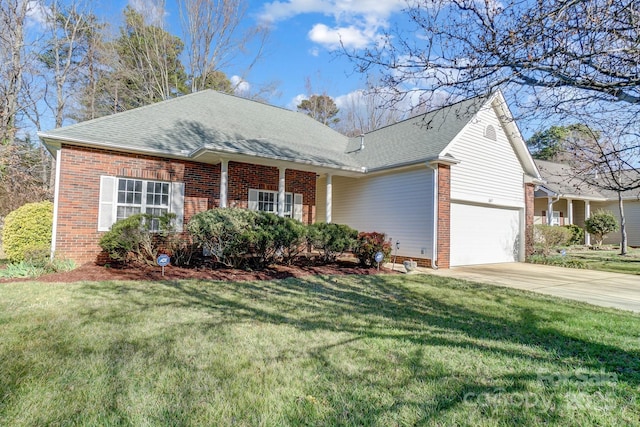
531 247 640 275
1 275 638 426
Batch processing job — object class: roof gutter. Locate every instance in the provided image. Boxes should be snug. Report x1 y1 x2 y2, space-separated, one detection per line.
38 133 367 175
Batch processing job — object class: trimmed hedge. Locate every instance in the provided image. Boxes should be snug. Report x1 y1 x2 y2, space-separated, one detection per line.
2 201 53 262
307 222 358 263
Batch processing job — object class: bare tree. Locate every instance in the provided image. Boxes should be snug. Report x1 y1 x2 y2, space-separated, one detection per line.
336 89 403 136
178 0 268 93
350 1 640 123
567 127 639 255
38 0 100 128
0 0 31 144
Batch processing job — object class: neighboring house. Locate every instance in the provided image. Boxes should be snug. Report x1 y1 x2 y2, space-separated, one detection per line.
534 160 640 246
39 90 542 268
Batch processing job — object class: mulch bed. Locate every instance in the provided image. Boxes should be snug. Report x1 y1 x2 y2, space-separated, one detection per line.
1 259 397 283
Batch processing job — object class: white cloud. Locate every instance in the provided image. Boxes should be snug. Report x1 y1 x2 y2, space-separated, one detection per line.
231 75 251 95
259 0 404 50
26 1 49 27
308 47 320 57
308 24 373 50
287 93 307 110
129 0 167 25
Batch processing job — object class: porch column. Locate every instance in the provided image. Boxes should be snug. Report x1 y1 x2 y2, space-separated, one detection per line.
585 200 591 245
326 174 333 223
219 159 228 208
567 198 573 225
547 196 554 225
278 167 286 217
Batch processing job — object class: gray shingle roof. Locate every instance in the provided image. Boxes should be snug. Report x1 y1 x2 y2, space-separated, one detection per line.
40 90 358 170
346 96 486 171
39 90 503 174
535 159 640 200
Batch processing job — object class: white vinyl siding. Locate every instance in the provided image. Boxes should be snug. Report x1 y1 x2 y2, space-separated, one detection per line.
447 106 525 208
450 202 521 266
248 189 303 221
591 201 640 246
98 176 184 232
317 167 435 260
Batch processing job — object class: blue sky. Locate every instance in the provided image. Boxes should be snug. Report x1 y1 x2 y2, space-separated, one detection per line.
95 0 406 111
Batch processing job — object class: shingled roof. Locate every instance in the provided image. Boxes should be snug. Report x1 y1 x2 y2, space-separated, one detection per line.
39 89 528 175
535 159 640 200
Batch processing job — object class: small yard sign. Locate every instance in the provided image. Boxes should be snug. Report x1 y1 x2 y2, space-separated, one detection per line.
375 251 384 271
157 254 170 276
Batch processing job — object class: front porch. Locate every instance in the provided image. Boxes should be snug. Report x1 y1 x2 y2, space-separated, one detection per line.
533 189 594 245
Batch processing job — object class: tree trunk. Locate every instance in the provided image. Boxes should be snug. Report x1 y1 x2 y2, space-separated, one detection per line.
618 191 627 255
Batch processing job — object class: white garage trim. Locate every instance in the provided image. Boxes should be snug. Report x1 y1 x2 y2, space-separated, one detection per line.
450 202 522 266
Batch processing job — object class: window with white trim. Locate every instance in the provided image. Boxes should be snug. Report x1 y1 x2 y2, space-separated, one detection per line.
115 178 170 230
248 189 303 221
98 176 184 232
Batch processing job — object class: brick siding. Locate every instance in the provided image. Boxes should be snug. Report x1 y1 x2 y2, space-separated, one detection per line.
436 164 451 269
524 183 535 257
55 145 316 264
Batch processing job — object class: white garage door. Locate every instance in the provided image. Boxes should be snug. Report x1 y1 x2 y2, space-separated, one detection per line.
450 202 522 266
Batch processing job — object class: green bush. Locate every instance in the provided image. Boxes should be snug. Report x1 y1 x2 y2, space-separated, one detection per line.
563 224 585 245
528 254 588 270
99 213 177 265
2 201 53 262
585 210 619 248
0 258 76 279
353 232 392 267
250 213 307 267
533 224 571 256
307 222 358 263
187 208 257 268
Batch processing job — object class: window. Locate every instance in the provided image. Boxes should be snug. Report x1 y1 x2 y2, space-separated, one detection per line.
248 189 302 221
115 179 170 230
98 176 184 232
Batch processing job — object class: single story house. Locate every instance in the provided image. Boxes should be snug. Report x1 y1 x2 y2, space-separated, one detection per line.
38 89 543 268
534 159 640 246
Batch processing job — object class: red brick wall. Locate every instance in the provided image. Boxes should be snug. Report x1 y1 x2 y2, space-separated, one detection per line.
437 164 451 269
55 146 316 264
524 183 535 258
227 161 316 224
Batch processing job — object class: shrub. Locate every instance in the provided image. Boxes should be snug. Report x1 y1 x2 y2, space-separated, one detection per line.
0 257 76 279
99 213 177 265
353 232 392 267
528 254 588 270
187 208 257 268
585 210 619 248
563 224 585 245
2 201 53 262
250 213 307 267
307 222 358 263
533 224 571 256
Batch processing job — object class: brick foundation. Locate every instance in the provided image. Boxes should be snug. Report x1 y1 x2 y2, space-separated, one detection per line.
393 255 432 268
54 145 317 264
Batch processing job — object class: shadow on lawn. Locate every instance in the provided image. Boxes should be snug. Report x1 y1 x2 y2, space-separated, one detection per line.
76 274 639 423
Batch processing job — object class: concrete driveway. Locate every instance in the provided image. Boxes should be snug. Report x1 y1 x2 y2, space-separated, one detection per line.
420 263 640 313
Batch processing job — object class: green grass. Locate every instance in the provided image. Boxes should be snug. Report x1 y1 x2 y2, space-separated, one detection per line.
531 247 640 275
1 275 638 426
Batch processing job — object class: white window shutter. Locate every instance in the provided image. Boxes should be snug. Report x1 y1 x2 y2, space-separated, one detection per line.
171 182 185 232
98 176 116 231
293 193 303 221
248 189 258 211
